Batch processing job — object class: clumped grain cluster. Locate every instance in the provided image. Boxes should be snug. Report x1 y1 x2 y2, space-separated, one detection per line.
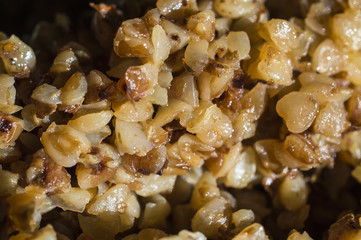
0 0 361 239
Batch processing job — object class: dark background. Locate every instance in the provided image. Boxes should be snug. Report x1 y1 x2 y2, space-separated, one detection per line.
0 0 91 37
0 0 159 39
0 0 306 39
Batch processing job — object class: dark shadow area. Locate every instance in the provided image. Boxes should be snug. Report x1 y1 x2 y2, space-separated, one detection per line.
265 0 307 20
0 0 90 38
